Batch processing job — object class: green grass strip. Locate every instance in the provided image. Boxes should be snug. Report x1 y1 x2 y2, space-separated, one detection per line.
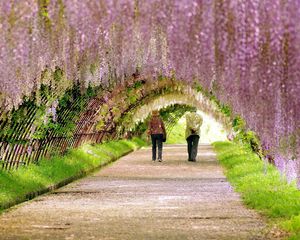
0 138 146 212
213 141 300 239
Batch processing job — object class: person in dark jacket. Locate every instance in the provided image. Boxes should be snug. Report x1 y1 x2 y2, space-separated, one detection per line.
148 110 166 162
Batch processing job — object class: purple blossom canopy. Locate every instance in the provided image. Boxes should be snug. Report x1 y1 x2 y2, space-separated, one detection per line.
0 0 299 178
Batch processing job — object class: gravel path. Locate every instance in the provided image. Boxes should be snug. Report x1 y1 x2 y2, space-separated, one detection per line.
0 144 269 239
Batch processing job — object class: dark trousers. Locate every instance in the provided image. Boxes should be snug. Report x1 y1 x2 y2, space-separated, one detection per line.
151 134 163 160
186 135 200 161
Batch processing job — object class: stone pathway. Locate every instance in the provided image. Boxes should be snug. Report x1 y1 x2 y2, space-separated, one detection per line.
0 144 269 239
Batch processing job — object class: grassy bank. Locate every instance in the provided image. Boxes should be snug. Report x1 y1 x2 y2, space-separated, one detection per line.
0 138 146 212
213 141 300 239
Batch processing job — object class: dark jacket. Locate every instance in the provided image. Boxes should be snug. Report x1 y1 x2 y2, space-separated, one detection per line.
148 116 166 135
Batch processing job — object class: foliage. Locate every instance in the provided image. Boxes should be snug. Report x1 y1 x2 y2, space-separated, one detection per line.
132 119 149 137
194 82 232 118
282 216 300 239
3 83 97 142
159 104 196 123
231 116 262 154
213 141 300 239
232 116 246 132
195 82 263 157
165 118 186 144
101 77 187 137
209 95 232 118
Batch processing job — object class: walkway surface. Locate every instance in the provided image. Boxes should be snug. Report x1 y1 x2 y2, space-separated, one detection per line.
0 144 270 239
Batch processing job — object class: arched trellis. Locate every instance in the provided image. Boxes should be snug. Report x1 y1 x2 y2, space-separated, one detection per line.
0 75 229 170
73 76 231 143
129 92 230 132
125 94 227 140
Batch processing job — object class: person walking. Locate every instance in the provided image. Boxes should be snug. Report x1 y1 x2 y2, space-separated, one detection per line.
148 110 166 162
185 110 203 162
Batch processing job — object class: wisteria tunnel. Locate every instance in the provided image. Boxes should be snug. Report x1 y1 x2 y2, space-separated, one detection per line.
0 1 300 189
1 1 300 239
